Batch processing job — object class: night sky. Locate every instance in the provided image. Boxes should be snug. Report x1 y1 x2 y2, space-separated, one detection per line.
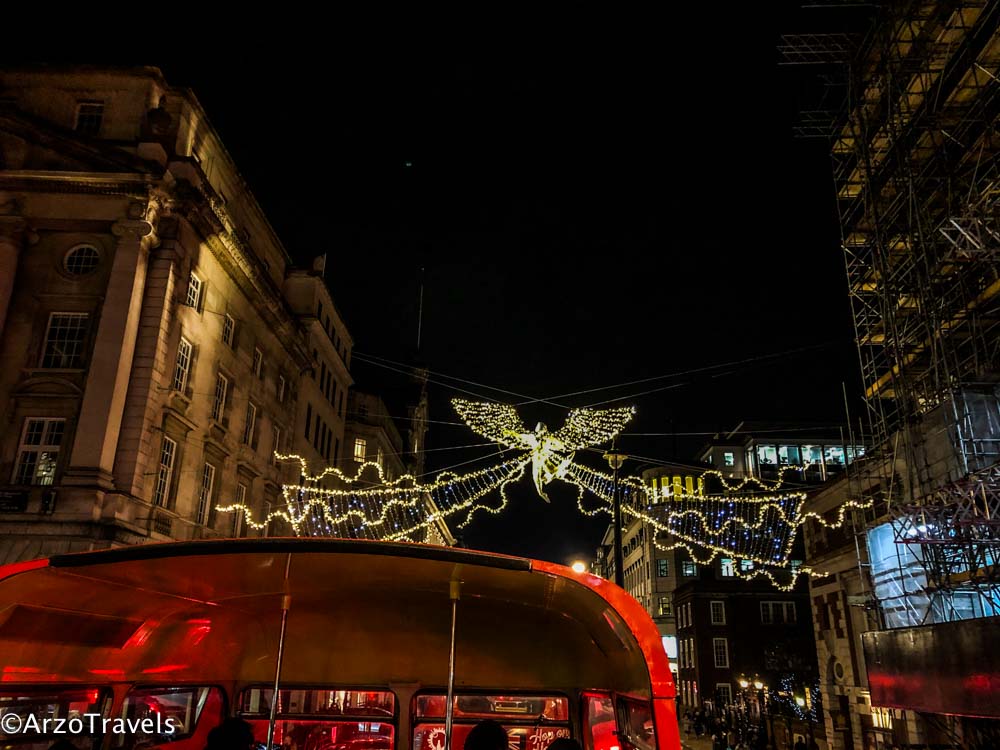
10 6 868 563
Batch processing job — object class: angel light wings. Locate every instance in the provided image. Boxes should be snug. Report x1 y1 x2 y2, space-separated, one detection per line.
218 399 864 587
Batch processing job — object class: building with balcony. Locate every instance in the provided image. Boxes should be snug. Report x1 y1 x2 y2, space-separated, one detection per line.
700 421 865 486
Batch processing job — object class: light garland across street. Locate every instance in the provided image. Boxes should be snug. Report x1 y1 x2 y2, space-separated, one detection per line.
216 399 870 588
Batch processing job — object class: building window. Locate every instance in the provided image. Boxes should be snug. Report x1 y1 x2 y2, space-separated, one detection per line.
271 425 282 463
354 438 366 462
172 337 193 392
212 373 229 422
740 559 755 572
63 245 100 276
659 596 672 617
778 445 801 465
152 436 177 507
304 403 312 439
657 559 669 577
872 707 894 730
277 375 286 403
801 444 823 466
756 445 778 466
252 347 263 378
760 601 796 624
682 561 697 577
222 314 235 347
233 483 247 536
196 463 216 525
185 273 202 309
825 445 846 466
376 446 384 470
242 402 257 445
710 600 726 625
720 558 735 577
74 101 104 135
40 312 89 368
715 683 732 707
712 638 729 668
13 418 65 485
723 451 735 467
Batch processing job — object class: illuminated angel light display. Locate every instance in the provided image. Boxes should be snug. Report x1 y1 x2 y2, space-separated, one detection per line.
450 399 636 501
218 399 869 589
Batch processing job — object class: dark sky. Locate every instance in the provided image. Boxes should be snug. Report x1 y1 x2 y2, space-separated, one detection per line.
11 7 868 563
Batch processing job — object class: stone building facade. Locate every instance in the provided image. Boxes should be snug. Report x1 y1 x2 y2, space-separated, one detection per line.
0 66 362 560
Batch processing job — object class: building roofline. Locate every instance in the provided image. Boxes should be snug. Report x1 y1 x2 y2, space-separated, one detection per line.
3 64 294 266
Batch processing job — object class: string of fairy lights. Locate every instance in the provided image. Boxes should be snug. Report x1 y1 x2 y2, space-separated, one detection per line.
216 399 871 589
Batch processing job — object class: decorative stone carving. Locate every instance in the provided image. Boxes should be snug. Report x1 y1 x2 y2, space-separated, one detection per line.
111 219 154 242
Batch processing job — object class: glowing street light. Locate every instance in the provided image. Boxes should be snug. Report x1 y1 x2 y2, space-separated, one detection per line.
571 561 587 574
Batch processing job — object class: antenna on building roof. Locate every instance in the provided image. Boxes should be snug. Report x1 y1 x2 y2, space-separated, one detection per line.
416 266 425 353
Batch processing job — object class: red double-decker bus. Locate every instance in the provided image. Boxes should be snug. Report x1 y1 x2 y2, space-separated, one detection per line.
0 539 679 750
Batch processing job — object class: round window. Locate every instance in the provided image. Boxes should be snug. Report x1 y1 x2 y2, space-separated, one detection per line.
834 661 845 680
64 245 100 276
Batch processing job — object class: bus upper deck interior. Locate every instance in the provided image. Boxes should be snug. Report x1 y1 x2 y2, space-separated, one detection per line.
0 539 679 750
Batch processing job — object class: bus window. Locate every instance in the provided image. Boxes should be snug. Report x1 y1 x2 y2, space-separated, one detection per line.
582 693 615 750
0 686 110 750
413 693 570 750
617 699 655 750
238 688 396 750
240 689 395 717
116 686 224 750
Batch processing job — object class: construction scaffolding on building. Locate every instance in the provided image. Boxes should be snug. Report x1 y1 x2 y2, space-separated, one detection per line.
783 1 1000 625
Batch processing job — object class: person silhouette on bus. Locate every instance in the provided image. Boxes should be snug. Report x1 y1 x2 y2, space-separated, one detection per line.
205 717 256 750
463 719 508 750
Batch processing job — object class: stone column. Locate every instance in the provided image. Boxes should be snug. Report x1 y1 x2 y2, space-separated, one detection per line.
64 217 155 488
0 215 28 337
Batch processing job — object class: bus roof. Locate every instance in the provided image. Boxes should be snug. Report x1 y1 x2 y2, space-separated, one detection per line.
0 539 674 701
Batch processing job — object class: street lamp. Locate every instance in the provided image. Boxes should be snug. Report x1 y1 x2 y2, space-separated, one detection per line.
755 680 775 750
736 677 751 741
603 442 627 588
571 561 587 574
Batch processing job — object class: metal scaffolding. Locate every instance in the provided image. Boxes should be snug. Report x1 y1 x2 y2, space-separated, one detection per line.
799 0 1000 621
